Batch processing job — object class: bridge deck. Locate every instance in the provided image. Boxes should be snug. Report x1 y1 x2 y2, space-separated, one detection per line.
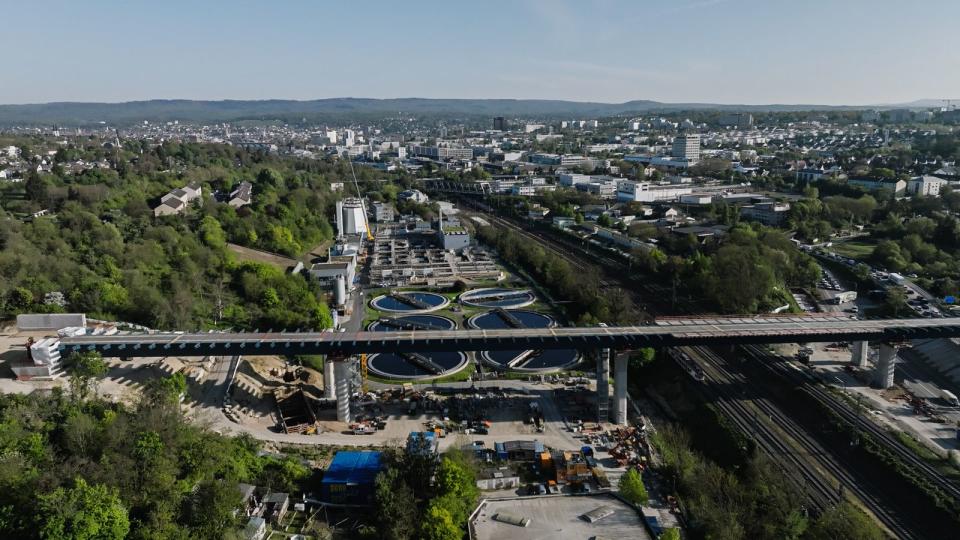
57 317 960 357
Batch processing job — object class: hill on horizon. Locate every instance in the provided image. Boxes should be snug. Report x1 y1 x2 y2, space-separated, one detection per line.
0 97 908 126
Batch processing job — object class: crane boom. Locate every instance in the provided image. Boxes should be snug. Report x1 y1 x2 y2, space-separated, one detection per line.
347 158 374 241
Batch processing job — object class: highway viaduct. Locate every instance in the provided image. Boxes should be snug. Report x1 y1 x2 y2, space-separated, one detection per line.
57 315 960 424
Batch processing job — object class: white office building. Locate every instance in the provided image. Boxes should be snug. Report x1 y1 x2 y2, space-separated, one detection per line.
616 180 692 202
672 134 701 163
559 173 591 187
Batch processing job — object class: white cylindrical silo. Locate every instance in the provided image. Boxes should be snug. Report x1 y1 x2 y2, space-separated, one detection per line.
334 275 346 306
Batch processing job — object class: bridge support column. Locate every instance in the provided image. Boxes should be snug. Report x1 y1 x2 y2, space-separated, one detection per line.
596 349 610 423
614 352 629 426
334 360 352 423
851 341 869 369
323 359 336 400
873 343 897 389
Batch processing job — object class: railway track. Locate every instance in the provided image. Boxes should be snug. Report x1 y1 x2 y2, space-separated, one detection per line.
482 213 622 288
684 345 916 538
679 346 839 513
461 201 950 537
743 344 960 504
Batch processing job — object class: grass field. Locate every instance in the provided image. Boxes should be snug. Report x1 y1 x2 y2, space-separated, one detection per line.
830 240 876 260
226 243 298 270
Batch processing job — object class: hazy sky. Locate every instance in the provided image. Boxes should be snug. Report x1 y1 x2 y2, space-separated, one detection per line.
2 0 958 105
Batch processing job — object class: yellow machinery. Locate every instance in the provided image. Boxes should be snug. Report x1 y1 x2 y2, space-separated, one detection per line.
360 353 369 394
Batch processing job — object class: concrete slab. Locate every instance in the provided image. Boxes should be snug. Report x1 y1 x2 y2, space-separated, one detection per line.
472 494 651 540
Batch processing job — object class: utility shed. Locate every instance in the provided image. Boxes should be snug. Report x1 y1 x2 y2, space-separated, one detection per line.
320 451 383 505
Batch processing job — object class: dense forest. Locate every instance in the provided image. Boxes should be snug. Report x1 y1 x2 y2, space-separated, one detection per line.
0 352 313 539
0 139 405 330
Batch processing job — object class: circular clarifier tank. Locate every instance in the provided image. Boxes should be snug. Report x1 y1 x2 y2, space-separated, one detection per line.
370 291 449 313
467 309 581 372
459 288 536 309
365 315 467 380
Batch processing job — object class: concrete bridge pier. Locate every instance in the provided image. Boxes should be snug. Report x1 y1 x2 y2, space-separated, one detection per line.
596 349 610 423
614 351 629 426
323 359 336 400
873 343 897 389
334 359 353 423
851 341 869 369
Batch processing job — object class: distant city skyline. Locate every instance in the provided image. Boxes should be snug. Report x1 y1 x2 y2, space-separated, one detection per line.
2 0 958 106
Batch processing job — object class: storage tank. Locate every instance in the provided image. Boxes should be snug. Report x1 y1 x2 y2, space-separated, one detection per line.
334 275 347 307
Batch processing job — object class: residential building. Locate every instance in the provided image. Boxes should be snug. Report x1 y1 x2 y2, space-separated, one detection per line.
933 165 960 179
740 202 791 226
228 181 253 208
511 184 535 196
672 134 701 163
847 177 906 195
154 182 202 217
373 202 395 222
907 175 946 197
552 216 575 229
242 517 267 540
616 180 692 202
397 189 429 204
718 112 754 128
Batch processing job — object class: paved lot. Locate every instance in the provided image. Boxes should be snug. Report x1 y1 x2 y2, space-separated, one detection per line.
472 494 650 540
805 346 960 455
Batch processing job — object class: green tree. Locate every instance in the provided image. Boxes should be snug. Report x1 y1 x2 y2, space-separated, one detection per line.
38 478 130 540
885 286 908 316
182 479 241 538
806 502 885 540
420 503 460 540
25 171 50 205
618 467 649 506
629 348 656 369
374 468 418 540
68 351 109 402
436 457 479 501
6 287 34 311
661 529 681 540
853 263 872 284
198 216 226 248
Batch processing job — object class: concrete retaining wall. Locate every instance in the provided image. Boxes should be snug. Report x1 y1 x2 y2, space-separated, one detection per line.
17 313 86 331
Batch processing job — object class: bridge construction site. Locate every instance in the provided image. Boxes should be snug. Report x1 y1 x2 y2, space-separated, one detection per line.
49 313 960 429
